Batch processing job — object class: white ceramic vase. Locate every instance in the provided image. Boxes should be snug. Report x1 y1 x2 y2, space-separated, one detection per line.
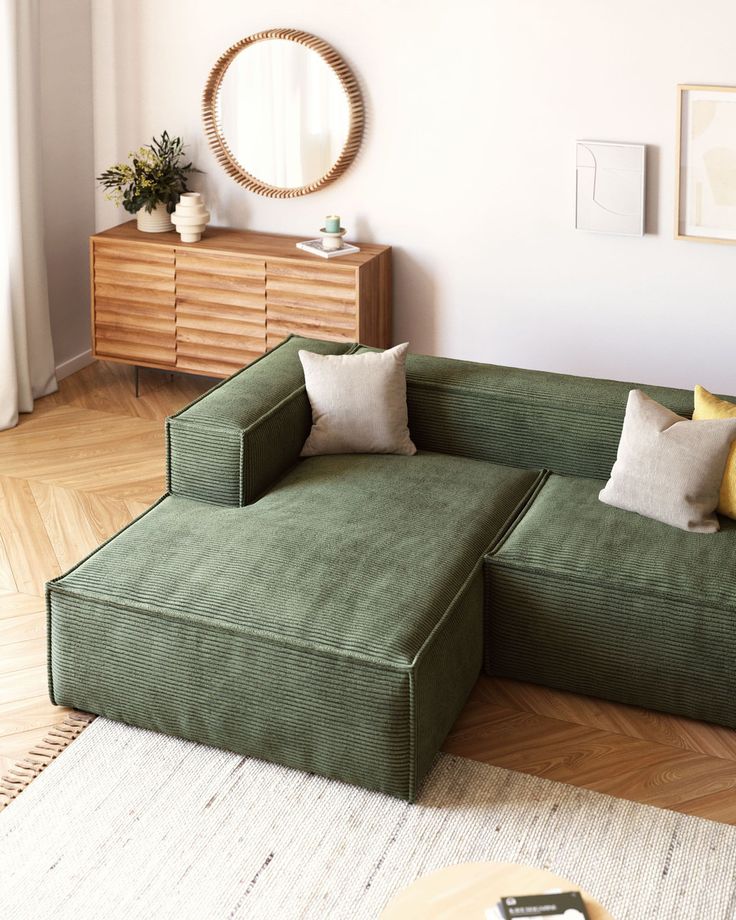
136 202 174 233
172 192 210 243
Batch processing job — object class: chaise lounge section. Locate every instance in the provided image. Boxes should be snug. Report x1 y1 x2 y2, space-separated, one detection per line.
47 335 736 800
48 338 544 799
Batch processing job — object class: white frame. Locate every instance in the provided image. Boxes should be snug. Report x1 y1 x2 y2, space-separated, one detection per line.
676 84 736 244
575 140 646 237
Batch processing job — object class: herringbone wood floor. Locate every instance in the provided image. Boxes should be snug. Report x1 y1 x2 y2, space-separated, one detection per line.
2 360 736 824
0 361 212 777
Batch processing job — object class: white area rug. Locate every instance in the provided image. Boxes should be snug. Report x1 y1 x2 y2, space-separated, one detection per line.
1 717 736 919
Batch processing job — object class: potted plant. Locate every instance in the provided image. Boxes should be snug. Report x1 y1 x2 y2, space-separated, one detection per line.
97 132 200 233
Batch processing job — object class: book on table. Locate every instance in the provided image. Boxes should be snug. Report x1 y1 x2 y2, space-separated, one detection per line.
295 239 361 258
492 890 590 919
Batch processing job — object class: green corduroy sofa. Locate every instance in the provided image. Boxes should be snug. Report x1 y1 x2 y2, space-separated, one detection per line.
47 335 736 800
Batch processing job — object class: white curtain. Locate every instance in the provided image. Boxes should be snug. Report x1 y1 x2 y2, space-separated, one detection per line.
0 0 57 431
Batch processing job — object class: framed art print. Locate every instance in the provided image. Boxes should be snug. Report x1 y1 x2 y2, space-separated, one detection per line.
676 85 736 243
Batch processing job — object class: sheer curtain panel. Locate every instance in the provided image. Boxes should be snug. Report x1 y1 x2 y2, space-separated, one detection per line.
0 0 57 430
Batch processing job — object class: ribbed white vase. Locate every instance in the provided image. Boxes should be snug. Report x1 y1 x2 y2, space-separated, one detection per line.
136 202 174 233
172 192 210 243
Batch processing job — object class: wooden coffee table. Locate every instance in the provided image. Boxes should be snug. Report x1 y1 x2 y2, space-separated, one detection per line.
380 862 615 919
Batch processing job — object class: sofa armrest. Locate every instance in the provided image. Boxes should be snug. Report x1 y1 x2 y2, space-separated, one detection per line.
166 335 356 505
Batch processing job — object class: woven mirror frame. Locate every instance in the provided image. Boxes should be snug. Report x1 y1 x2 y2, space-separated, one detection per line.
202 28 364 198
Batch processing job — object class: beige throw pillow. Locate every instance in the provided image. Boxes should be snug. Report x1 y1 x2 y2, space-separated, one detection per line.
599 389 736 533
299 343 417 457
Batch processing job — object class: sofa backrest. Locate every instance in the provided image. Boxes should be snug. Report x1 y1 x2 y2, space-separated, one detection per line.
395 352 716 481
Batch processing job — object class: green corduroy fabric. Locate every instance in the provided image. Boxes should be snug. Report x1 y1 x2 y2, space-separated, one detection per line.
170 338 717 508
48 452 540 799
400 351 697 480
485 474 736 727
53 335 736 796
166 336 355 506
413 565 484 784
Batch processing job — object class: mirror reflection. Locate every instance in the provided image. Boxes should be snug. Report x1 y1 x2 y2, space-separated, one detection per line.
217 39 351 189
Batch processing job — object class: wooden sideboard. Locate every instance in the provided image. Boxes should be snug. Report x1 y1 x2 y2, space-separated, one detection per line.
90 221 392 378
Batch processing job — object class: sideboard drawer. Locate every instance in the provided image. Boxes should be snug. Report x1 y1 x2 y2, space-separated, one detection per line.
175 249 266 377
92 240 176 367
265 260 358 349
90 223 391 379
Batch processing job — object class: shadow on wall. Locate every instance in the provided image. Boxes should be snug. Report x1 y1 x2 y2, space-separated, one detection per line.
353 215 438 354
645 145 659 236
391 248 438 355
200 176 251 229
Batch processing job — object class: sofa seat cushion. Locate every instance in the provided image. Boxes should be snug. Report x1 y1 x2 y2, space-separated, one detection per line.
485 473 736 727
49 452 541 800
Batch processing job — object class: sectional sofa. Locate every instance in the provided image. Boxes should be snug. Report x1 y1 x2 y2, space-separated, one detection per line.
47 335 736 801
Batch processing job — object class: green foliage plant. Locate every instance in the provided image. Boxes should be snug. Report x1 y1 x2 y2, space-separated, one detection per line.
97 132 200 214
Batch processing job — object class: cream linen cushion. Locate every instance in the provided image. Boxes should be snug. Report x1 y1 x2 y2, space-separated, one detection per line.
299 343 417 457
599 389 736 533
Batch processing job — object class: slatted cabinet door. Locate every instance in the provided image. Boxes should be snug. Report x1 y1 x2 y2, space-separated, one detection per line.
265 260 359 351
175 250 267 378
90 223 391 379
92 241 176 367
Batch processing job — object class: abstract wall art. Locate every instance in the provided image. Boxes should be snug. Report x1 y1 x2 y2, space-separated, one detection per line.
575 140 646 237
677 85 736 243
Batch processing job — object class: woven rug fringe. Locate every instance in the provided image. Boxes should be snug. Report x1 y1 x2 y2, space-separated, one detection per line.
0 712 95 811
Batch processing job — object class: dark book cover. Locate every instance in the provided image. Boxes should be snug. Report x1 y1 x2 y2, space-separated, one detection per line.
498 890 590 919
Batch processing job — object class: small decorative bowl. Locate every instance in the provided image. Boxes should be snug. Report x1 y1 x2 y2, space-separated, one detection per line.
320 228 347 252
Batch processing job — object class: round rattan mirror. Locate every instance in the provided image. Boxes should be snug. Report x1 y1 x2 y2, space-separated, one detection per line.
203 29 364 198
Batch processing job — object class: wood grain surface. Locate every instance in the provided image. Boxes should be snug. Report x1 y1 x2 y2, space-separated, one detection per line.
0 361 211 776
380 862 613 919
90 222 392 377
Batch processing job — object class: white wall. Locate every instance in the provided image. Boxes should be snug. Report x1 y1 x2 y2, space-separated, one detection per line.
89 0 736 392
40 0 95 375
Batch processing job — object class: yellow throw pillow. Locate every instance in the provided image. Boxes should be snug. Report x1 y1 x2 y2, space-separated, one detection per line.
693 384 736 519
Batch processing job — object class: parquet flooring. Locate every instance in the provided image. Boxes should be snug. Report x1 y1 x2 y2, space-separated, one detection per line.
2 360 736 824
443 677 736 823
0 361 211 776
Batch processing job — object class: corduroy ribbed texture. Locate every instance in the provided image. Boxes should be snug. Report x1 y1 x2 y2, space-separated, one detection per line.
413 566 484 785
48 453 540 799
49 590 412 797
485 474 736 726
167 336 355 506
399 352 698 480
169 339 736 507
53 337 736 796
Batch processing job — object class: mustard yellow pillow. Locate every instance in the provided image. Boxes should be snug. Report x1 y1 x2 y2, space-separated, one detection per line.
693 385 736 519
